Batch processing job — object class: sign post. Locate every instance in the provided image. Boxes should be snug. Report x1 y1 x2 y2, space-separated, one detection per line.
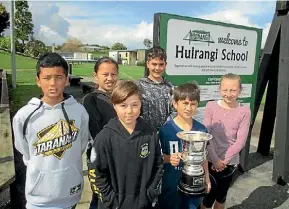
153 13 262 171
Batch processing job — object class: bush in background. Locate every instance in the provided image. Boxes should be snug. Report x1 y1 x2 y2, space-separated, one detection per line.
137 60 146 66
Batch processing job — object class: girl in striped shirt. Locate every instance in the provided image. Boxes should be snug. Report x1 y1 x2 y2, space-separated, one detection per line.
201 73 251 209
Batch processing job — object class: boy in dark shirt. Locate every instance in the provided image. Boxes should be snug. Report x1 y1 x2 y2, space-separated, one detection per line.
158 83 211 209
88 80 163 209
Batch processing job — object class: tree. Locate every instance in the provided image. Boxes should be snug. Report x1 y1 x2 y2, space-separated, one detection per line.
60 38 83 52
0 3 9 36
111 42 127 50
101 45 110 50
24 40 47 58
55 45 62 51
0 37 21 51
15 0 34 52
143 38 152 49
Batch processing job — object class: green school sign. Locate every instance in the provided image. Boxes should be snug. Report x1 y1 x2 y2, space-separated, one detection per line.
153 13 262 123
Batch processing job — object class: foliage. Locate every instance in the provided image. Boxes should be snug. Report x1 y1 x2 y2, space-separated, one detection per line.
143 38 152 49
0 3 9 36
24 39 47 57
60 37 83 52
137 60 146 67
101 45 110 50
0 36 21 51
15 0 34 52
111 42 127 50
0 36 11 50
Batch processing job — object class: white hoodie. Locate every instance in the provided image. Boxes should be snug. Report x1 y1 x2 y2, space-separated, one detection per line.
13 95 89 209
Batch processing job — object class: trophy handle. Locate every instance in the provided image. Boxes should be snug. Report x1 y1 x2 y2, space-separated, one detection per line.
204 150 208 159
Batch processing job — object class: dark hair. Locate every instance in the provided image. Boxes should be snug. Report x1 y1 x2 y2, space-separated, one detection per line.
111 80 141 105
94 56 119 73
36 53 69 77
147 46 167 62
220 73 242 90
173 82 201 103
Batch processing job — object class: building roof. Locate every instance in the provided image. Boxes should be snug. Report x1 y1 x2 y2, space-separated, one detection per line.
109 48 147 52
110 49 137 52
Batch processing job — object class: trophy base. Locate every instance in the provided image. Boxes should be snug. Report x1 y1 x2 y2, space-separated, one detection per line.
177 173 205 196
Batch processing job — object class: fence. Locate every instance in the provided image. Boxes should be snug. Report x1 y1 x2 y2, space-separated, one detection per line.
0 70 15 208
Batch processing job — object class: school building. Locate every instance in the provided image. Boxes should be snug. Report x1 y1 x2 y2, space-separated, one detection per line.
109 49 146 65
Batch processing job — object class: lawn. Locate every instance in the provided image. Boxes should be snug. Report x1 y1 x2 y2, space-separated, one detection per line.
71 63 144 80
0 51 145 112
0 50 37 69
90 50 109 58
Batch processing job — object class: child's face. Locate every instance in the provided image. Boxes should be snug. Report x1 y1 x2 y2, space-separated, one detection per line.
113 94 141 127
94 62 118 93
36 66 69 101
219 78 241 104
146 58 166 80
173 98 198 120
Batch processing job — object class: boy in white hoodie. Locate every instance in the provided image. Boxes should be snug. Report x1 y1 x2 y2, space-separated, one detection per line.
12 53 89 209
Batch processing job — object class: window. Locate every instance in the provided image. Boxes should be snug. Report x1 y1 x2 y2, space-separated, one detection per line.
126 52 128 57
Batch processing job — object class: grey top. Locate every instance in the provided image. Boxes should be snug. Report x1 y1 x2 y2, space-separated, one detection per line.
136 77 174 131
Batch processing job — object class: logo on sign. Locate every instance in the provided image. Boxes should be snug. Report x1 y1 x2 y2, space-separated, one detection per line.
183 29 215 45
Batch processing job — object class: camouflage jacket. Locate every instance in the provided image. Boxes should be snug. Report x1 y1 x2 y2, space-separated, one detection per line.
136 77 174 131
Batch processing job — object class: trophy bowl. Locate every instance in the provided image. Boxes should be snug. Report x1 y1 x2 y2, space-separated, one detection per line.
176 131 212 196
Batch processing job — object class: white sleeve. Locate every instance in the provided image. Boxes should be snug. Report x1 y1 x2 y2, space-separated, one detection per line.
13 113 30 165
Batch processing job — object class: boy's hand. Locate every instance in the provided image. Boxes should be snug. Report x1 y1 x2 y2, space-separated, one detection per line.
164 153 181 167
212 160 226 172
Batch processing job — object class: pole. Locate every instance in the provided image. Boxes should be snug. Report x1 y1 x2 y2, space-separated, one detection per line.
10 0 16 88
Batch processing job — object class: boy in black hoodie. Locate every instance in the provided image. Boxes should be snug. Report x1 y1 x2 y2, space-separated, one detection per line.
82 57 119 209
88 80 163 209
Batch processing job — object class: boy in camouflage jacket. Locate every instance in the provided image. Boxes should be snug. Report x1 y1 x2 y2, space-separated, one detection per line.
136 46 174 131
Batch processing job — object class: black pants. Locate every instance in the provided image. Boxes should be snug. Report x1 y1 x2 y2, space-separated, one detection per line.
98 202 155 209
89 194 98 209
71 204 77 209
202 162 237 208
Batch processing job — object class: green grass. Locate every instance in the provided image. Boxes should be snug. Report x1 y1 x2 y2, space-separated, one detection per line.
5 69 41 113
71 63 144 80
1 52 144 112
0 51 37 69
90 50 109 57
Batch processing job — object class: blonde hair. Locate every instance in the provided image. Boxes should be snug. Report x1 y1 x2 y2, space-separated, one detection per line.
111 80 141 104
220 73 242 90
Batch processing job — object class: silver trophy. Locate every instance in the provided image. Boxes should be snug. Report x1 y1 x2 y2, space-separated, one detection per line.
176 131 212 196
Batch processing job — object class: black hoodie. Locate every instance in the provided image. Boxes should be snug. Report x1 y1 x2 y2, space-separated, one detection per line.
82 90 116 139
88 117 164 209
